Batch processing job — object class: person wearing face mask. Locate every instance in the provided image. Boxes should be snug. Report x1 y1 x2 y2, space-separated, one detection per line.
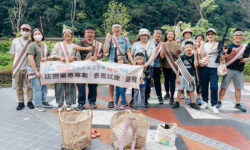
10 24 34 111
26 29 52 112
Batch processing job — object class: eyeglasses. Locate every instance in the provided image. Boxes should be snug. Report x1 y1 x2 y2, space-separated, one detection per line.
85 32 95 34
207 33 215 36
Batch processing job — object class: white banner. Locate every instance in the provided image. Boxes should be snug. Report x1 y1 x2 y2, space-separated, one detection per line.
40 61 144 89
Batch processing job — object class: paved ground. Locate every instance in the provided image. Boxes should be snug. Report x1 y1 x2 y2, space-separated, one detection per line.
0 83 250 150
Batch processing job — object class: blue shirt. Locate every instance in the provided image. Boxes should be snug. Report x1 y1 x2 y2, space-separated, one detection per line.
108 36 131 62
140 73 147 88
152 41 161 67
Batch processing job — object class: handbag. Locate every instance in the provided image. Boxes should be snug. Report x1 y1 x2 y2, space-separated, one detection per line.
217 60 227 76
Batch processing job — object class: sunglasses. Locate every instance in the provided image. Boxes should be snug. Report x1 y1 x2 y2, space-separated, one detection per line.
207 33 215 36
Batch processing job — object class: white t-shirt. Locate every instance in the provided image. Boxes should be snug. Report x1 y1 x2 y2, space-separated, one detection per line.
131 41 156 66
204 42 219 68
51 42 81 60
9 37 30 70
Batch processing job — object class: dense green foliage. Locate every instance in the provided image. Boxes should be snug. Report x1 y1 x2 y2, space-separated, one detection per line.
0 0 249 37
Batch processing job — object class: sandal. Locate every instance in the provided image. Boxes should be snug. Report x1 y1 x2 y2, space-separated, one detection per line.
108 101 114 108
91 129 100 137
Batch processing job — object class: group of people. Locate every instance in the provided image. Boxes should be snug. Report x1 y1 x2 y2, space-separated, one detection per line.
10 21 249 113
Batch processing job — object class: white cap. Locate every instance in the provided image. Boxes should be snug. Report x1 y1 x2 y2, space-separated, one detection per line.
206 28 216 34
21 24 31 30
63 28 72 34
138 28 150 37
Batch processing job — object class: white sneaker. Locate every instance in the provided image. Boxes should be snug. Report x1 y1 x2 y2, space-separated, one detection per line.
200 102 208 109
35 106 46 112
58 107 63 111
211 106 219 114
66 107 72 111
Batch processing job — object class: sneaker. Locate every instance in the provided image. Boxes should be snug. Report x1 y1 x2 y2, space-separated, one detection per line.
141 106 147 111
190 103 200 110
158 97 164 104
132 106 137 110
164 94 170 100
125 101 129 106
58 105 63 111
235 104 247 112
114 104 119 110
76 104 85 111
172 102 179 109
108 101 114 108
200 102 208 109
216 102 222 109
16 102 25 111
120 105 125 110
35 106 46 112
66 106 72 111
169 98 174 105
211 106 219 114
196 98 202 105
145 101 149 107
185 98 191 105
42 102 53 108
27 102 35 109
90 104 97 109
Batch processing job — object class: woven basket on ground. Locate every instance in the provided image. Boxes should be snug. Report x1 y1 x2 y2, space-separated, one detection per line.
59 106 93 150
110 110 149 150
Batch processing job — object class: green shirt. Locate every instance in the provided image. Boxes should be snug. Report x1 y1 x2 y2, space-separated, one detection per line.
26 42 50 67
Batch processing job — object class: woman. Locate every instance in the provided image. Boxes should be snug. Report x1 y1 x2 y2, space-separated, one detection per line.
160 30 182 104
26 28 52 112
131 28 157 107
199 28 222 113
51 28 88 111
194 34 205 105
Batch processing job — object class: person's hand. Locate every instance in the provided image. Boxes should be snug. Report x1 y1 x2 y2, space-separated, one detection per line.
176 78 180 84
86 46 93 51
239 58 248 64
223 47 229 54
60 57 66 63
40 57 47 62
177 21 183 26
232 47 237 53
193 50 198 56
90 56 97 61
69 56 76 63
106 33 111 39
200 41 204 47
176 39 180 44
35 71 41 77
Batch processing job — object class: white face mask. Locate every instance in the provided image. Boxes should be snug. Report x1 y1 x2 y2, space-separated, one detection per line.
21 31 30 37
34 35 43 41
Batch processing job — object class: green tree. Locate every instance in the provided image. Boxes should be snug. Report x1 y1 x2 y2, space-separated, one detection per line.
103 0 131 33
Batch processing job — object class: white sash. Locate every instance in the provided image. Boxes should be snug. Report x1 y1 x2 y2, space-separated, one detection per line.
175 58 195 86
93 40 102 56
165 44 178 74
225 44 247 66
12 38 32 77
58 42 70 62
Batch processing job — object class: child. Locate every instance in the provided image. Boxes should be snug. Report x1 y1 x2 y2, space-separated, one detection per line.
172 41 200 110
114 54 127 110
133 52 148 111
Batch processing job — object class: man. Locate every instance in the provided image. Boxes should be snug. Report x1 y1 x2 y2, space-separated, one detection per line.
76 26 104 110
10 24 34 110
151 27 164 104
217 28 249 112
103 22 134 108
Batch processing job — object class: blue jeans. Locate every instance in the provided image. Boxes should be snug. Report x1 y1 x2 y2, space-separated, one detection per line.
30 77 48 106
133 87 146 107
77 83 98 105
115 87 126 105
200 67 218 106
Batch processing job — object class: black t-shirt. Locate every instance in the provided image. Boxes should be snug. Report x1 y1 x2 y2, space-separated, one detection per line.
227 43 249 72
180 54 195 76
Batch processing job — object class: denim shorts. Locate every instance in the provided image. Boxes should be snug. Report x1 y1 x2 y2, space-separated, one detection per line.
177 76 195 92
